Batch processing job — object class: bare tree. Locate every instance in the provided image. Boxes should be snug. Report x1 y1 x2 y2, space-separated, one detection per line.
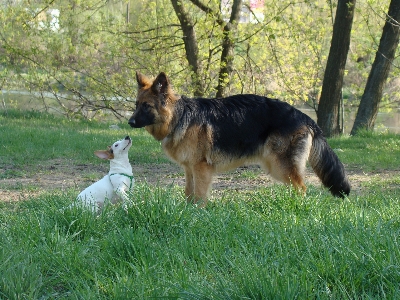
351 0 400 135
317 0 356 137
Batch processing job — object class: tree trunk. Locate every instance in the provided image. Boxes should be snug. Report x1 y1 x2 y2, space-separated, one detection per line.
188 0 243 98
171 0 205 96
216 0 243 98
317 0 356 137
351 0 400 135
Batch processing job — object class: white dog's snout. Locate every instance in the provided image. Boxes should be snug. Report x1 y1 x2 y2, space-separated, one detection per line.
122 136 132 150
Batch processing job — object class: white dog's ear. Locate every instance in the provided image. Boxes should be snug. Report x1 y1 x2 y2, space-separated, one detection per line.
94 150 114 160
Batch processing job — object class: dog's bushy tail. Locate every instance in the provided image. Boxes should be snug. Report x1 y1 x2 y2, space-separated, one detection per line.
309 132 351 198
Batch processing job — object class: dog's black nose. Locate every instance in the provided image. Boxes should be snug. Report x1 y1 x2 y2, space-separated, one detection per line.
128 119 135 127
125 136 130 140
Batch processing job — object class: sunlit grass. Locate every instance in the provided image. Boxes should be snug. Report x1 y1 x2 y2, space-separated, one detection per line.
0 109 167 166
1 184 399 299
0 110 400 298
329 131 400 171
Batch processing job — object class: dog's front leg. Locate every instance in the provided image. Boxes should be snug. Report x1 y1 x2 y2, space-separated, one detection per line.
109 175 133 208
114 186 132 211
192 161 214 207
183 165 194 199
114 186 130 204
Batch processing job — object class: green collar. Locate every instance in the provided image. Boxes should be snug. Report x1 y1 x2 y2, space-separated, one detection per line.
109 173 134 189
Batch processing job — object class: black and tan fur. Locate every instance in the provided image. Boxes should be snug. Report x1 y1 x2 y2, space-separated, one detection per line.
128 72 350 206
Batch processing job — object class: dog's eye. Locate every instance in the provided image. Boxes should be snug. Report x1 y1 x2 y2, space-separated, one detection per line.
115 144 118 147
142 103 152 111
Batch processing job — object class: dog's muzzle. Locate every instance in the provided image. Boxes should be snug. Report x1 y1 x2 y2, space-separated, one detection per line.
123 136 131 150
128 119 135 127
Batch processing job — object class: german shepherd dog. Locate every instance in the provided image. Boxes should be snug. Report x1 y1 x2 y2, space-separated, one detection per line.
128 72 350 206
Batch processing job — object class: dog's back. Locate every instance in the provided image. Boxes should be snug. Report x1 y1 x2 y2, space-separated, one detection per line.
173 94 316 158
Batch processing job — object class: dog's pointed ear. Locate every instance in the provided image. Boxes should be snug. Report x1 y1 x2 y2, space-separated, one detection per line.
151 72 169 106
152 72 168 94
136 71 151 90
151 72 169 94
94 150 114 160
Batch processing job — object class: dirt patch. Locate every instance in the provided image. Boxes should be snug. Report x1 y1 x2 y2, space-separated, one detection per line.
0 159 398 202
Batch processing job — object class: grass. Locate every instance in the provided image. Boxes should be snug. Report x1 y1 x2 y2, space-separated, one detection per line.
1 188 400 299
328 131 400 171
1 109 400 299
0 109 167 173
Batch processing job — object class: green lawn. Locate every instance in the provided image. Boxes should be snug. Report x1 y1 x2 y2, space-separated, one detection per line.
0 109 400 299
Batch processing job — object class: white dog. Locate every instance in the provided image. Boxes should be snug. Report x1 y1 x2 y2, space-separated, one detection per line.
75 136 134 212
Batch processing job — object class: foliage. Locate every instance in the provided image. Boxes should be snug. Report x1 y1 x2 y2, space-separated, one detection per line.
1 0 399 120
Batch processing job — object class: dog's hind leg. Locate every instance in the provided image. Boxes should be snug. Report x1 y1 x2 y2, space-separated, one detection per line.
263 129 312 195
285 168 307 195
264 157 307 195
287 130 313 194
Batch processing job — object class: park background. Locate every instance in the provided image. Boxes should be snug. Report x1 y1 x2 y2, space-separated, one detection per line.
1 0 400 299
1 0 400 135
